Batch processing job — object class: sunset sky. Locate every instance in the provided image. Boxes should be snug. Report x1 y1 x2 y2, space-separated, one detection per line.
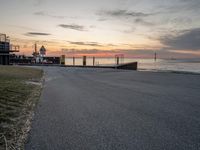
1 0 200 58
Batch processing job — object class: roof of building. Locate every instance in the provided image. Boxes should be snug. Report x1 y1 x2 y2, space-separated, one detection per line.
40 45 46 52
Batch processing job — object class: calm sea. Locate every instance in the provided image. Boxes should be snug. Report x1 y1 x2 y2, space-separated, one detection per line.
65 58 200 74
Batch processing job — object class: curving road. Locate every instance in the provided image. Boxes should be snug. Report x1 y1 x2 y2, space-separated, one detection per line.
25 67 200 150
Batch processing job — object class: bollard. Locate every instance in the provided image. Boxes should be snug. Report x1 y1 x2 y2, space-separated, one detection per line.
83 56 86 66
154 52 157 62
60 55 65 65
73 57 75 66
116 57 119 65
93 57 95 66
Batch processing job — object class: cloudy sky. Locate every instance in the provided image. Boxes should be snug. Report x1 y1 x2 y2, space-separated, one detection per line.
0 0 200 58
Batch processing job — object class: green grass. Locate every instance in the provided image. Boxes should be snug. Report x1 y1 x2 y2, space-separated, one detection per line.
0 66 43 149
0 66 42 80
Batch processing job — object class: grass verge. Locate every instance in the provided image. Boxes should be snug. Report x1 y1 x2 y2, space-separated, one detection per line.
0 66 43 150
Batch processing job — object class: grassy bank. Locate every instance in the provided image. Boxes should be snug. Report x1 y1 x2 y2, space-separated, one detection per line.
0 66 43 150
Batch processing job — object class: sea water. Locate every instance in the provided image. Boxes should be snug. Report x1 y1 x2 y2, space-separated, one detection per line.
65 58 200 74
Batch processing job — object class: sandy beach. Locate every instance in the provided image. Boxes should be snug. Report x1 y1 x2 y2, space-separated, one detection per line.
25 67 200 150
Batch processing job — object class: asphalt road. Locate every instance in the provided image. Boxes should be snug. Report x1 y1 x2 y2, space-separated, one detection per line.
25 67 200 150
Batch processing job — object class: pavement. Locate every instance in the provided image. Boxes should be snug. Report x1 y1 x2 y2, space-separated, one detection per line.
25 67 200 150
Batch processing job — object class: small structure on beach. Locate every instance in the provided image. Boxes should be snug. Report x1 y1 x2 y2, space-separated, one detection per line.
0 33 19 65
32 43 47 63
40 45 46 57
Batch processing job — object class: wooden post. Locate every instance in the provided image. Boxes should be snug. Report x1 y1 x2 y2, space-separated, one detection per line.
93 57 95 66
60 55 65 65
116 57 119 65
83 56 86 66
154 52 157 62
73 57 75 66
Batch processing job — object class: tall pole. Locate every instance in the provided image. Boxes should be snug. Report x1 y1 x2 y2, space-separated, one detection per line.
35 43 37 53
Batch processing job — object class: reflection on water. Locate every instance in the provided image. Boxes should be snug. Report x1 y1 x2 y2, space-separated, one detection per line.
65 58 200 73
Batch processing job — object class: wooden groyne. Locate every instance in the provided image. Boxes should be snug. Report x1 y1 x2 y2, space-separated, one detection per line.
63 62 138 70
60 55 137 70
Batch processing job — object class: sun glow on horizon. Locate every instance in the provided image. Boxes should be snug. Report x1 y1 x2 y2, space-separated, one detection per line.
1 0 200 58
